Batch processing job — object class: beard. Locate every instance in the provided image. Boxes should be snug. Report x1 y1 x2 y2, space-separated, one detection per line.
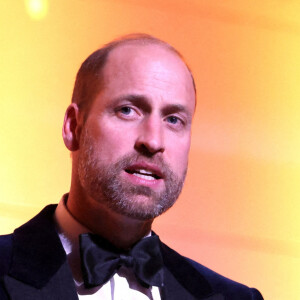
77 128 187 220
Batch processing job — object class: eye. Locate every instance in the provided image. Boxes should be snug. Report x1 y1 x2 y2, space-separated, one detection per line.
166 116 180 124
120 106 133 115
165 115 186 131
115 105 140 120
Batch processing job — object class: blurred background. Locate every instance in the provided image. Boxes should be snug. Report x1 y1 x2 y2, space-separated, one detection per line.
0 0 299 298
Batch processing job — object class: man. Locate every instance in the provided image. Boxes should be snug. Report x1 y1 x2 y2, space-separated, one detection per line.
0 34 263 299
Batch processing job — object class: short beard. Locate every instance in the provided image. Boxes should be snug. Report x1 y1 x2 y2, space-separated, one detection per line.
77 130 187 220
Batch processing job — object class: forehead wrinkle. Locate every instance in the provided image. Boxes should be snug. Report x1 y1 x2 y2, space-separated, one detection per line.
147 63 195 104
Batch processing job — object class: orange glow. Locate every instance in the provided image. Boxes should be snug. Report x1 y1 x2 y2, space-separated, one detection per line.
0 2 299 299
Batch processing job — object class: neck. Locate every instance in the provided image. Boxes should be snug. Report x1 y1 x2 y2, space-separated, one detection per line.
67 185 154 250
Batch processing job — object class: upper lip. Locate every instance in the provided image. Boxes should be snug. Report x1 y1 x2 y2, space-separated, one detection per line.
125 162 164 179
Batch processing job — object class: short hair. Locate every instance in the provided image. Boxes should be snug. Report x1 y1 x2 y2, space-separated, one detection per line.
71 33 196 118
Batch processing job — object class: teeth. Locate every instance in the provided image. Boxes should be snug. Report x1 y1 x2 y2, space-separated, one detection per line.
133 172 155 180
138 169 154 175
126 168 160 180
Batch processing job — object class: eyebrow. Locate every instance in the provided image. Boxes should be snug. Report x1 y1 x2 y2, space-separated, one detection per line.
111 94 152 112
161 104 190 116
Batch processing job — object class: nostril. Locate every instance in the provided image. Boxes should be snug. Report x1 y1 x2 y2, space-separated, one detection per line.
134 143 164 157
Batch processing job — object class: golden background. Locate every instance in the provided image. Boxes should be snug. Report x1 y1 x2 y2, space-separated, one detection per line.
1 1 299 299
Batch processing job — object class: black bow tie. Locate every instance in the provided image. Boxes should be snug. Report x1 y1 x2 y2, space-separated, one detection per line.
79 233 164 289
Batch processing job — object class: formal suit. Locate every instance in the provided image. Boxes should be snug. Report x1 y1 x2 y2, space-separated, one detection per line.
0 205 263 300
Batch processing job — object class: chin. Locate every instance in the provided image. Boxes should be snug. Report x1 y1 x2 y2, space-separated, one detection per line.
109 195 176 221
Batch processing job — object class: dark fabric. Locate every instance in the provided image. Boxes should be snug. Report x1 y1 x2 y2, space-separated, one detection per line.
8 205 66 288
0 235 13 278
186 259 263 300
80 233 164 288
0 234 13 299
3 262 78 300
0 204 264 300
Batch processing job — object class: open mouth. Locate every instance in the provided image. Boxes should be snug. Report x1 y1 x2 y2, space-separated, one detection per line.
125 168 162 181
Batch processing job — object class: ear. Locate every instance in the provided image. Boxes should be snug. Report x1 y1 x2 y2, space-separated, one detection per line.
62 103 81 151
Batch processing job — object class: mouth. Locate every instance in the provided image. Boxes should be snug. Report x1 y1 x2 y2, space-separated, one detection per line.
125 164 163 182
125 169 161 181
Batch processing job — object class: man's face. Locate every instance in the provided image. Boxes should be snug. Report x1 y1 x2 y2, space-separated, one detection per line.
77 43 195 220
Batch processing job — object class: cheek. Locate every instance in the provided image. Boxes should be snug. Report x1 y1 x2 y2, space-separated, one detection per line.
94 124 136 158
167 135 191 173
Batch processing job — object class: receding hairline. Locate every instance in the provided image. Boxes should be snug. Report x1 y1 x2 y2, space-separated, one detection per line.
71 33 196 118
101 34 196 88
105 34 182 56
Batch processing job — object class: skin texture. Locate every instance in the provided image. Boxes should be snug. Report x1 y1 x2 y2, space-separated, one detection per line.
63 42 196 249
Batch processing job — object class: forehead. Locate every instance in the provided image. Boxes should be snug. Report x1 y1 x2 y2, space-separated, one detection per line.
105 43 191 83
92 43 195 113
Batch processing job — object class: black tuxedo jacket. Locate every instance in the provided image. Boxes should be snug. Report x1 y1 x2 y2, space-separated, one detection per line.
0 205 263 300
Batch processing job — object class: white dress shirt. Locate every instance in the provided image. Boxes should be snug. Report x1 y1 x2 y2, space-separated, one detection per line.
54 197 161 300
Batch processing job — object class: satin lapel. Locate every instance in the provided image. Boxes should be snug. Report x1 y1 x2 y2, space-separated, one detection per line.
3 262 78 300
3 205 78 300
160 242 224 300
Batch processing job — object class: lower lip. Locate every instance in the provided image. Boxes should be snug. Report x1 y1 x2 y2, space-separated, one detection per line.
123 171 163 188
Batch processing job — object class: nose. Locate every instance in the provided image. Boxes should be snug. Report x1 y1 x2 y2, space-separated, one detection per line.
134 116 165 156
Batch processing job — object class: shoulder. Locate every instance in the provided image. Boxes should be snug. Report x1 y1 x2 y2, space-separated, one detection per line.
0 234 13 277
160 241 263 300
0 234 13 300
0 204 58 278
186 257 263 300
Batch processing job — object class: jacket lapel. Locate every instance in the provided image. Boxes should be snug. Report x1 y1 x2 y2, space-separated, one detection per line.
161 268 224 300
160 242 224 300
3 205 78 300
3 262 78 300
